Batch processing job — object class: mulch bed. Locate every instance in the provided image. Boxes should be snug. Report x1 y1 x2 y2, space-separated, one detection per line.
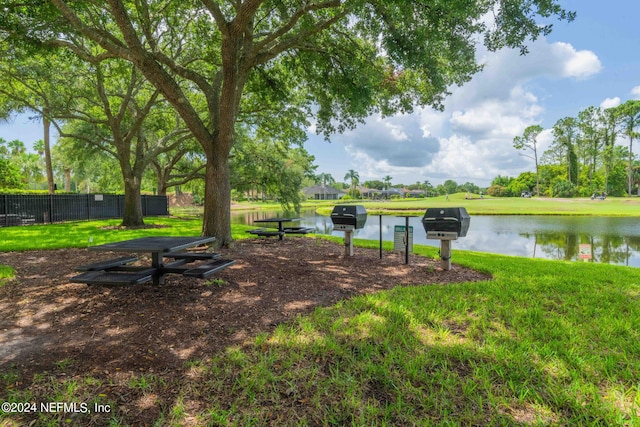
0 237 490 424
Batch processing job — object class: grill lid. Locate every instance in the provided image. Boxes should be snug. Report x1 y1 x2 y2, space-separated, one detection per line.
330 205 368 229
422 207 470 238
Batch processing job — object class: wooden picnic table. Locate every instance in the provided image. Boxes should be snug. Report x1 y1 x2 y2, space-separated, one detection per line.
72 236 234 286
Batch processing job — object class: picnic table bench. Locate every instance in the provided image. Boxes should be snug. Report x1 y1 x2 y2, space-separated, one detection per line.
246 228 285 238
282 227 314 234
72 269 156 286
183 259 236 278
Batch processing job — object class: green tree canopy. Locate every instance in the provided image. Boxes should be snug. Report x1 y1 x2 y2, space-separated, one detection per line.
230 131 316 211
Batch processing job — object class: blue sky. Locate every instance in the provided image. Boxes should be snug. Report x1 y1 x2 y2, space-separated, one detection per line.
1 1 638 188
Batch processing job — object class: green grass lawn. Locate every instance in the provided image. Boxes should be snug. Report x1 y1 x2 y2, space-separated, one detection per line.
1 218 639 425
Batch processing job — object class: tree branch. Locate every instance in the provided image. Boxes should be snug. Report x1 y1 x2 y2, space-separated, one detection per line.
200 0 231 35
251 10 347 67
252 0 340 54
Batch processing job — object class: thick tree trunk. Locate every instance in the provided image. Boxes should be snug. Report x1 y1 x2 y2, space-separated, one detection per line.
43 114 55 194
202 147 232 247
64 168 71 191
199 33 244 247
121 176 145 227
155 167 168 196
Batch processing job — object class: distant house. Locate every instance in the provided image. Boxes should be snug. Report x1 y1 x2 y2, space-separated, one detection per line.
303 185 346 200
359 187 382 199
405 189 427 198
381 188 404 198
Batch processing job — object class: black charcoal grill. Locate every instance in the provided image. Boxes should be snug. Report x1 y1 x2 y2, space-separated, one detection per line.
421 207 470 270
330 205 367 256
330 205 367 231
422 207 470 240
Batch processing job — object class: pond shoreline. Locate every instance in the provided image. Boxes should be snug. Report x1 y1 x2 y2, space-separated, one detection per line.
229 209 640 268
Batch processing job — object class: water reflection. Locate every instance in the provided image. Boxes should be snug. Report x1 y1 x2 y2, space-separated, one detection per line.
231 210 640 267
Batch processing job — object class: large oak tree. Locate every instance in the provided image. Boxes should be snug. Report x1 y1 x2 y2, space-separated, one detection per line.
1 0 574 246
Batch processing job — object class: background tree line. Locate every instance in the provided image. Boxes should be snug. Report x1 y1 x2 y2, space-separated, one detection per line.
491 100 640 198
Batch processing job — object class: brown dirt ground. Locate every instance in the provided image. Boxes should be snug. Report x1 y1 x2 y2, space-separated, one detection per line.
0 237 490 425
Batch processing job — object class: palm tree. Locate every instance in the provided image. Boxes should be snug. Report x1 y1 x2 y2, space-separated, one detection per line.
423 180 434 196
383 175 392 189
344 169 359 198
316 172 335 187
383 175 393 198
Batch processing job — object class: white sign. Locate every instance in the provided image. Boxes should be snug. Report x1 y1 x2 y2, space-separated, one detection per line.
394 225 413 253
579 244 592 260
94 194 104 201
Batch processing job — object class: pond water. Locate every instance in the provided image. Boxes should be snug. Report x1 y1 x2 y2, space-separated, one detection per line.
232 209 640 267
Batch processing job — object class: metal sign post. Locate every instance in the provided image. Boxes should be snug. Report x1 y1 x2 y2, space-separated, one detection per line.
378 214 383 259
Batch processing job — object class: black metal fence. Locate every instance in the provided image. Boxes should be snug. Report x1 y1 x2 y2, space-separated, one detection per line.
0 194 168 227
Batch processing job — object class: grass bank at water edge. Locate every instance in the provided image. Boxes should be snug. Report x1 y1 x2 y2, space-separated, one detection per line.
309 193 640 217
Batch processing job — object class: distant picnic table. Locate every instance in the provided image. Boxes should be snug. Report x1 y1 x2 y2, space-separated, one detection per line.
247 217 314 240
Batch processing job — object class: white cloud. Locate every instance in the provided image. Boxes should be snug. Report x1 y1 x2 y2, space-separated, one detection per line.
450 89 542 139
461 40 601 105
552 42 602 79
600 97 621 109
632 86 640 100
425 134 503 180
536 128 555 157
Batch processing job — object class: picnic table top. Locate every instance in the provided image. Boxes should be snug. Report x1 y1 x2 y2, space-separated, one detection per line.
90 236 215 253
253 217 301 223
